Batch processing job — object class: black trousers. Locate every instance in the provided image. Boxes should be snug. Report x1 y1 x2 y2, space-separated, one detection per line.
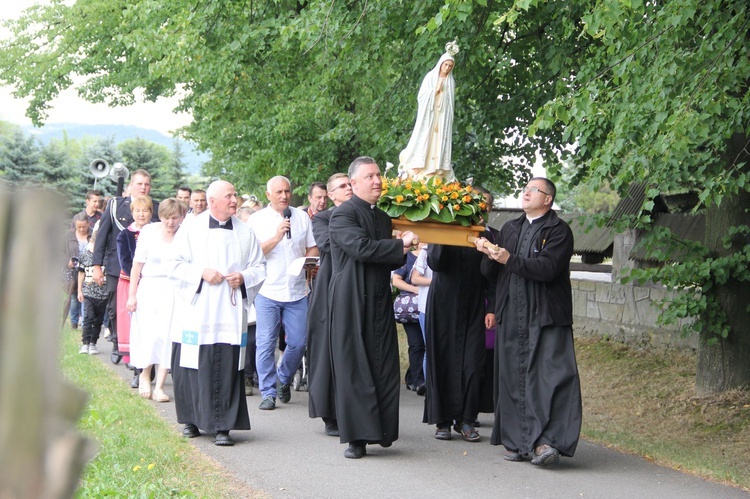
403 321 425 387
244 324 257 380
82 296 107 345
105 275 119 337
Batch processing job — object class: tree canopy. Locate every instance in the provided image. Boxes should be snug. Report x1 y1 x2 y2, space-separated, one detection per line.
0 1 559 194
2 0 749 391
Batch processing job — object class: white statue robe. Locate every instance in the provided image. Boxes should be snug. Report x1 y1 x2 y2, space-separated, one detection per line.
167 210 266 370
399 52 456 181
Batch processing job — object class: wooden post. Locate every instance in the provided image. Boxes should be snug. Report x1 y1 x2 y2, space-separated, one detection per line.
0 184 94 498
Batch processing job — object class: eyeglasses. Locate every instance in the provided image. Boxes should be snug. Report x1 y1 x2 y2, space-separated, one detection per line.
522 186 551 196
330 182 351 192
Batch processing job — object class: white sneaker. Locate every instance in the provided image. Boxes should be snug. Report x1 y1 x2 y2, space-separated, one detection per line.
79 344 90 354
88 343 98 355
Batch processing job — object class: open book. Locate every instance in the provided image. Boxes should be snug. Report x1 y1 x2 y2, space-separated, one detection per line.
287 256 320 276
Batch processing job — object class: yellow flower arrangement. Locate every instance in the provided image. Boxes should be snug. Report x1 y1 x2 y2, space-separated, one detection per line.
378 176 486 226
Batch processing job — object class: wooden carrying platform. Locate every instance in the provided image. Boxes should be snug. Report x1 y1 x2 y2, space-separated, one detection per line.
391 218 485 248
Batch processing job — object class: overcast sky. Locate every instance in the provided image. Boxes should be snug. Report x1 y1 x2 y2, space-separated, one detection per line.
0 0 191 136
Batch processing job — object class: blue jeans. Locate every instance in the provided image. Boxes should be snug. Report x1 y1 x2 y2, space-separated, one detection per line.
255 294 308 399
69 293 82 326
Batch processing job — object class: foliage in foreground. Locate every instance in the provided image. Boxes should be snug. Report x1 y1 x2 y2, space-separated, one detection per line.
60 329 250 498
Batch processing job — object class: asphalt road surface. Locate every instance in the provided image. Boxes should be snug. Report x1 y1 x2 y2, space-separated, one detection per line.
97 340 748 499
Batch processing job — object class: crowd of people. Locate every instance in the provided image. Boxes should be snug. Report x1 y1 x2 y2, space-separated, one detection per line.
62 160 581 465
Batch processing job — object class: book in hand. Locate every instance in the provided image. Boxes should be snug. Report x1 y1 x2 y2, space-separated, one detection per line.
287 256 320 276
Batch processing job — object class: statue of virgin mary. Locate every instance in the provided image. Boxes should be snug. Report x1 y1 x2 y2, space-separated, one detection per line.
399 41 459 181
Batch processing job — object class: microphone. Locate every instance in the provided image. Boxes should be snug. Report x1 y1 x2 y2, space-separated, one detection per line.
283 208 292 239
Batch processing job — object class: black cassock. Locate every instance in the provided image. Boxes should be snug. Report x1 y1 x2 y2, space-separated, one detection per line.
491 218 582 457
423 244 490 425
328 195 405 445
306 208 336 421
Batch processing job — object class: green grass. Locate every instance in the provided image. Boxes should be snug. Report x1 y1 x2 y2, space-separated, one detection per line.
61 329 257 498
576 337 750 491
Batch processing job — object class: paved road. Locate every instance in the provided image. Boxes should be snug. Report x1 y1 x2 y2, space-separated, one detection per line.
98 341 748 498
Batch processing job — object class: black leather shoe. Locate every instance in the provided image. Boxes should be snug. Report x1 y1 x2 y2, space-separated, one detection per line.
503 451 529 462
324 419 339 437
214 431 234 446
416 383 426 396
344 442 366 459
182 424 200 438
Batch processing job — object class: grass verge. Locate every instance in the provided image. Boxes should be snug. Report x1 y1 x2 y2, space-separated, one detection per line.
576 337 750 491
61 329 261 498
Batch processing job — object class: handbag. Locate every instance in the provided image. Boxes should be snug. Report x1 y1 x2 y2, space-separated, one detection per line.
393 291 419 323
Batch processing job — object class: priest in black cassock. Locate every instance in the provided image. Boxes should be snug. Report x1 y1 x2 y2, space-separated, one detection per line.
167 180 266 446
475 177 582 467
306 172 352 437
328 156 419 459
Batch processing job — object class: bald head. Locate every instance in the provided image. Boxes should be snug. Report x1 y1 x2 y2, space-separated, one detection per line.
207 180 238 221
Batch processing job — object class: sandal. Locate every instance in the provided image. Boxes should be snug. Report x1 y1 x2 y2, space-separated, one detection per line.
152 389 170 403
434 425 452 441
457 422 480 442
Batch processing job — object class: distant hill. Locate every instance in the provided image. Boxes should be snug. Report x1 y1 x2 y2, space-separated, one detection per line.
23 123 210 174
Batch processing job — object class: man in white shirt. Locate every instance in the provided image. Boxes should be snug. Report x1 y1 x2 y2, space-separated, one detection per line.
248 176 318 410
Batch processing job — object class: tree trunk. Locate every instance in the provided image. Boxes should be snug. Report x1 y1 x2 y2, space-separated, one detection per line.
697 133 750 393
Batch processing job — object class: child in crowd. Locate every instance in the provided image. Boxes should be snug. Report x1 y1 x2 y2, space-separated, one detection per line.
77 228 108 354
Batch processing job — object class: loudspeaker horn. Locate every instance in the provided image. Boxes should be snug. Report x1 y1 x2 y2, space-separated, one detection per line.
109 162 130 182
90 159 110 178
90 159 110 188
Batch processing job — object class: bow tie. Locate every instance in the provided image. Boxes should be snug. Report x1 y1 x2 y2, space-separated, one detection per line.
209 216 233 230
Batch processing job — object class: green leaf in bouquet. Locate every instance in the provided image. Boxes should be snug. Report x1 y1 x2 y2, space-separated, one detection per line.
429 208 455 223
404 202 431 221
384 204 408 218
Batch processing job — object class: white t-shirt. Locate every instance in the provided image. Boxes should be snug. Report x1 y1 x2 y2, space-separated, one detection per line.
247 206 316 302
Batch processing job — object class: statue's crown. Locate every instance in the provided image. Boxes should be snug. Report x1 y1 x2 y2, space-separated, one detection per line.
445 40 460 57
